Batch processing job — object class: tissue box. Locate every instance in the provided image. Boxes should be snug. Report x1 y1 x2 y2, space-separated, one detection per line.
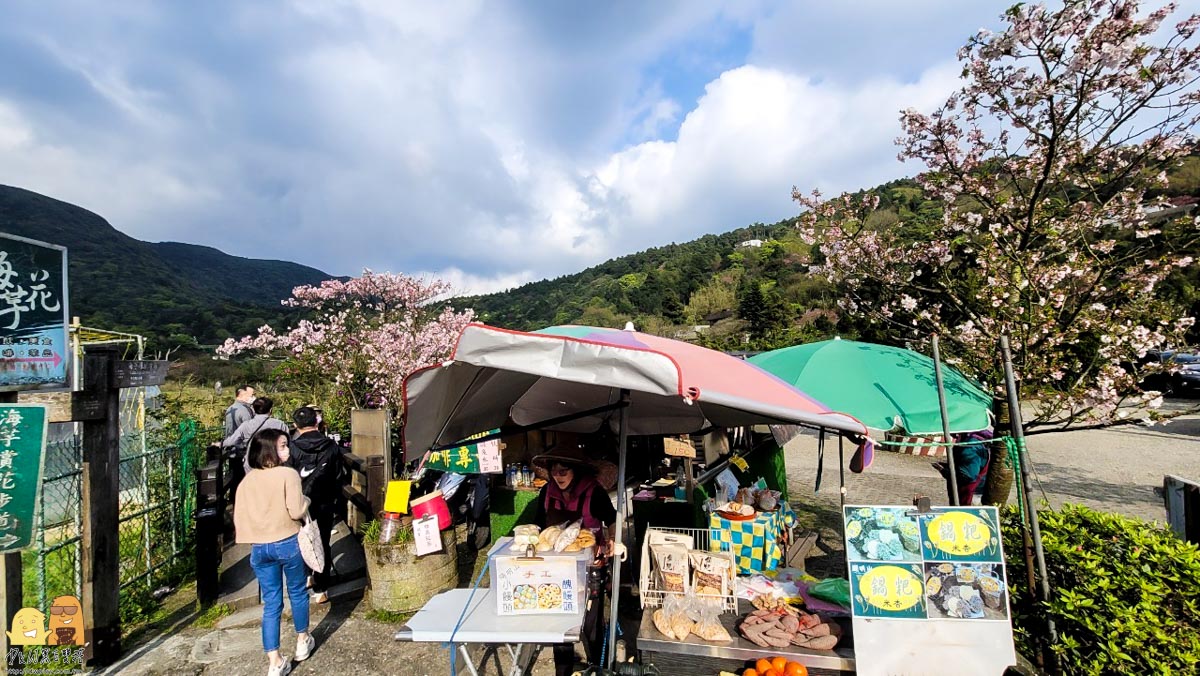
492 539 592 616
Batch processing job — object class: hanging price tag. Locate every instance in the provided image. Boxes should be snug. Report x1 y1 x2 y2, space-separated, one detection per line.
730 455 749 472
477 438 502 474
413 515 443 556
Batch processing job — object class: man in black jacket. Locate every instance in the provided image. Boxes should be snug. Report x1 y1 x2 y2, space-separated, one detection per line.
287 406 343 603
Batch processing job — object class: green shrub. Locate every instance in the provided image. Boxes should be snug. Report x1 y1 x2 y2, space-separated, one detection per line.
1002 504 1200 674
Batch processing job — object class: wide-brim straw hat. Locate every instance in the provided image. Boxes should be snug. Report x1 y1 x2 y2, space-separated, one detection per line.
532 445 618 491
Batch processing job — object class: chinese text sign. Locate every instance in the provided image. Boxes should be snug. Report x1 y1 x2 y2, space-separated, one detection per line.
0 235 68 391
0 404 48 552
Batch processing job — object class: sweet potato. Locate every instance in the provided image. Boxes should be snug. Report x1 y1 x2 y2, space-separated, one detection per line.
794 634 839 651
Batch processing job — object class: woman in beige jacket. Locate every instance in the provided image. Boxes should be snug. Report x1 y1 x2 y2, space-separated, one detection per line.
234 429 314 676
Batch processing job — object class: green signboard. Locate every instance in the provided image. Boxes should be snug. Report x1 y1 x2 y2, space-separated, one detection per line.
0 234 70 392
425 430 502 474
0 404 48 552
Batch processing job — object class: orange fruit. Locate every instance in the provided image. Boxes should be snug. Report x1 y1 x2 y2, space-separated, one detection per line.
771 657 788 673
755 659 773 674
785 664 808 676
743 670 758 676
760 670 778 676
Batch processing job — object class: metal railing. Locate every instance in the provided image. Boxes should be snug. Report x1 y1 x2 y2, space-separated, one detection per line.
29 420 216 618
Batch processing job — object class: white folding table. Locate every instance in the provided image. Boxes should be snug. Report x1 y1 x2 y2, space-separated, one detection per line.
394 587 584 676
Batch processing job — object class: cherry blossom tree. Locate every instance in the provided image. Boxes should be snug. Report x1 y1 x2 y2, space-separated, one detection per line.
797 0 1200 428
218 270 474 429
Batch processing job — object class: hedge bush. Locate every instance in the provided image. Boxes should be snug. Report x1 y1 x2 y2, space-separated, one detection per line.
1002 504 1200 674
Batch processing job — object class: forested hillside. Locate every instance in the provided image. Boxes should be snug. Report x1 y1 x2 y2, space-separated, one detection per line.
0 185 336 350
461 164 1200 351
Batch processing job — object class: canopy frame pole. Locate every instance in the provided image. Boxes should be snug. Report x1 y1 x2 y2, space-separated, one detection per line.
837 433 846 508
931 334 961 506
428 400 629 452
1000 334 1057 662
606 388 631 670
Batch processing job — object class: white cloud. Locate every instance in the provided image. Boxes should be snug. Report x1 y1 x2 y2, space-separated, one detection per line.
0 1 1055 295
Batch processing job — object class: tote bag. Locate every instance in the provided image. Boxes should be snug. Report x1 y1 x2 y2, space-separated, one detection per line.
298 514 325 572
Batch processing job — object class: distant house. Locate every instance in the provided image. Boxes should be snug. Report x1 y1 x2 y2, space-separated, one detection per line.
704 309 735 323
737 239 765 248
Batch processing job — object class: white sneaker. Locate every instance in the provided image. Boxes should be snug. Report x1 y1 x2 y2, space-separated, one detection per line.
296 634 315 661
311 591 328 604
267 658 292 676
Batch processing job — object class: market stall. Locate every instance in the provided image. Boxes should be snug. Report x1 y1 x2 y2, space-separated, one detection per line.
397 323 872 672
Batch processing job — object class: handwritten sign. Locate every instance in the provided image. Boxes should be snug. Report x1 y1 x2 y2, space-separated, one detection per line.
494 555 578 616
0 234 69 392
0 404 48 552
424 429 503 473
413 515 442 556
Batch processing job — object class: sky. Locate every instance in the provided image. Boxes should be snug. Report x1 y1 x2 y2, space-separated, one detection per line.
0 1 1176 296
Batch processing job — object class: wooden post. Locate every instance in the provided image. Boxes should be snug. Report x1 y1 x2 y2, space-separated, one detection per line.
80 347 121 666
351 409 392 479
366 455 387 519
0 391 20 674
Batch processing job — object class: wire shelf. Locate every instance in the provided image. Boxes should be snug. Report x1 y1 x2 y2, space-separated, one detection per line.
638 526 738 613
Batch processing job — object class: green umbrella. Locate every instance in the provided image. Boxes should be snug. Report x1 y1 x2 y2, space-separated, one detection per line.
748 338 993 436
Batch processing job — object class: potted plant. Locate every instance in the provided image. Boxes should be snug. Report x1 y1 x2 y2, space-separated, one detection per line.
361 516 459 613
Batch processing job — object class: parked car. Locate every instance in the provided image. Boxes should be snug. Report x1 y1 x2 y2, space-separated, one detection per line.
1140 349 1200 396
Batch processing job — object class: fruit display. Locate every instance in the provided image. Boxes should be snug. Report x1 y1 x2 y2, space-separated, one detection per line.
736 608 840 650
728 655 810 676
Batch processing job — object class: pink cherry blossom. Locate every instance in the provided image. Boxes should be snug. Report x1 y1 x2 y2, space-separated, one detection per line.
218 270 474 422
795 0 1200 429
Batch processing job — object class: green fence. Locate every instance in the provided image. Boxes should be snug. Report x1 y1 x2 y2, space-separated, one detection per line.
26 419 217 622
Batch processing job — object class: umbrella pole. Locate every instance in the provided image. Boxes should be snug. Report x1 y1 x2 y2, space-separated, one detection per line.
606 388 631 670
931 334 960 506
837 433 845 508
1000 335 1057 655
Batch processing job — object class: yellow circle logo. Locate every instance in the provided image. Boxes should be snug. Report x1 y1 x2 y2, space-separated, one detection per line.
857 565 924 611
926 512 992 556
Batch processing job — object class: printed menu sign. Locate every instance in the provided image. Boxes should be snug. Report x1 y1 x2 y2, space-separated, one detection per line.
0 404 48 552
0 234 69 392
424 429 503 473
494 556 578 616
844 505 1017 676
843 505 1010 621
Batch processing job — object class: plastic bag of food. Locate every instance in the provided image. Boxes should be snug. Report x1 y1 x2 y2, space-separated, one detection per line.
652 543 689 594
537 525 563 552
808 578 851 609
512 524 541 550
553 520 582 552
689 550 735 597
652 594 694 640
689 595 732 642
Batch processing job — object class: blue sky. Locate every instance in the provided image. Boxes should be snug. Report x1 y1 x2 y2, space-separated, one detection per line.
1 1 1190 294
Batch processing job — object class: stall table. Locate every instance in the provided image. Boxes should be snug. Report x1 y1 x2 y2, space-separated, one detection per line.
637 600 855 676
395 587 583 676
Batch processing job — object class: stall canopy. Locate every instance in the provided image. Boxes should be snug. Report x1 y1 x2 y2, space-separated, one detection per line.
748 338 992 437
402 324 868 455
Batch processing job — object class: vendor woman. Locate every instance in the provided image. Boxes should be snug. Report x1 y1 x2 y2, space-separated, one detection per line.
528 445 619 676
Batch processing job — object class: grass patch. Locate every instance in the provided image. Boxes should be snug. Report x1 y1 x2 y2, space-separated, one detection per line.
365 608 414 624
193 602 234 629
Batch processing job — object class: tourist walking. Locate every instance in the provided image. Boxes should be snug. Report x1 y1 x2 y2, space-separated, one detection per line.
287 406 343 603
234 429 316 676
223 385 255 437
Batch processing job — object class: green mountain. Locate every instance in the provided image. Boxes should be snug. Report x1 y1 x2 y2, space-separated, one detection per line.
460 169 1200 351
0 185 336 350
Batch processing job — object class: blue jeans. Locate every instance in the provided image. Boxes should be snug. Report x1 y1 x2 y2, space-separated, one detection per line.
250 534 310 653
